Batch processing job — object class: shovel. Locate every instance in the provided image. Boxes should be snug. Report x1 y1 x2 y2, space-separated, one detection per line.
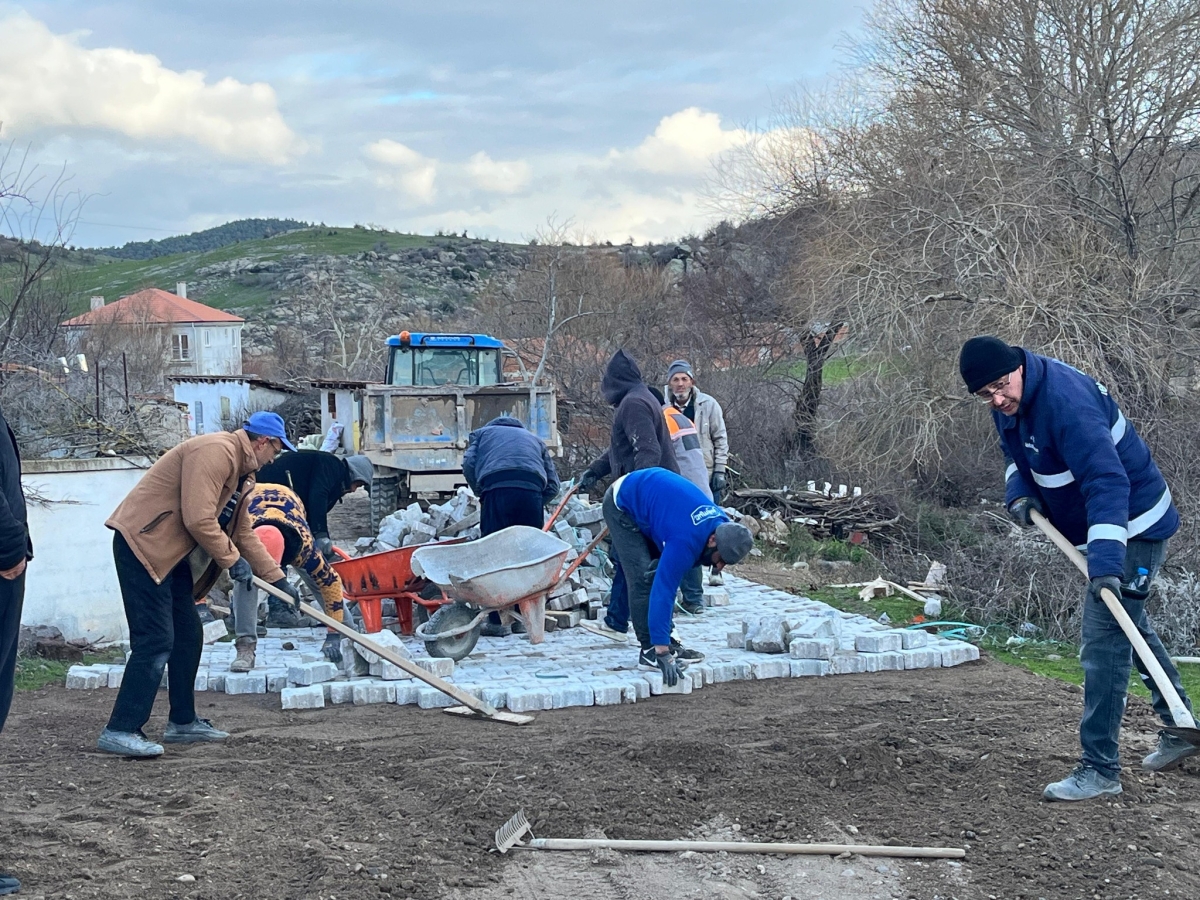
1030 510 1200 747
253 576 534 726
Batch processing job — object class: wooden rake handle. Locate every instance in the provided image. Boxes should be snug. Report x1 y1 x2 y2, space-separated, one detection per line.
1029 510 1196 729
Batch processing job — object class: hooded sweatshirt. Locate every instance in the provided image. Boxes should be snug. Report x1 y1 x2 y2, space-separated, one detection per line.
584 351 680 482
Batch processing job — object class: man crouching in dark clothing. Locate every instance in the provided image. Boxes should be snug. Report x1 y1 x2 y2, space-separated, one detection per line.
463 416 560 637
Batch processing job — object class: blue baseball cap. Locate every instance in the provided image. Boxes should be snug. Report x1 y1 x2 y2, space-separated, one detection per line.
243 411 296 451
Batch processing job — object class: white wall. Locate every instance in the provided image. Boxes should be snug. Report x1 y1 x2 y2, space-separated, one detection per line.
173 380 251 434
170 323 242 376
21 457 151 643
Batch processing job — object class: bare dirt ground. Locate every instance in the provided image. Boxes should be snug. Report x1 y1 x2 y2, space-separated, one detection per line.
6 495 1199 899
4 653 1200 899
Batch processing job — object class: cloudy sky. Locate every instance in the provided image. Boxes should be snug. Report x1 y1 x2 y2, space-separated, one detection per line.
0 1 865 248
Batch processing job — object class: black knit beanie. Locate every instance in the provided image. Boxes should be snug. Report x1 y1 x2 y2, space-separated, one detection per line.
959 336 1023 394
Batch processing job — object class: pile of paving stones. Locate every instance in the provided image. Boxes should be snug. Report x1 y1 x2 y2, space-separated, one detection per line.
65 575 979 712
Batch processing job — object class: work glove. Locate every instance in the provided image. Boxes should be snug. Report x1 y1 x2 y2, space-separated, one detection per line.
228 557 253 590
314 535 335 560
710 471 727 501
654 649 683 687
1087 574 1123 604
271 577 303 610
578 470 599 493
1006 496 1044 527
322 632 343 665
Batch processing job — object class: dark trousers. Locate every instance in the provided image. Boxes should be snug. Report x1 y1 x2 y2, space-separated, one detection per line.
480 486 544 536
481 487 545 624
603 488 662 650
680 565 704 606
1080 539 1193 777
106 532 202 733
0 571 25 734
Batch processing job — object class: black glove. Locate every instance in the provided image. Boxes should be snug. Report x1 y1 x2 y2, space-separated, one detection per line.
228 557 253 590
1007 496 1044 527
654 649 683 687
322 632 343 665
578 470 599 493
314 535 335 560
710 471 727 501
271 577 302 609
1088 575 1123 603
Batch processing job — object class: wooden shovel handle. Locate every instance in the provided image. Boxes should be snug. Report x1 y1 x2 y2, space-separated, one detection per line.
1029 510 1196 729
525 837 964 859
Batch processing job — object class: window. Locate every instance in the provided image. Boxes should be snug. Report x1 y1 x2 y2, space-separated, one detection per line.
328 392 337 414
194 401 204 434
171 334 190 361
220 396 232 422
203 329 211 347
233 329 240 348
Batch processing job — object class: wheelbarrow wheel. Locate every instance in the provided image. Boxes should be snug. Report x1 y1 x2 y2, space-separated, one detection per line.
424 603 481 661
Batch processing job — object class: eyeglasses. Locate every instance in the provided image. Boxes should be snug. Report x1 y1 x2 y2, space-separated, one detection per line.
974 374 1012 403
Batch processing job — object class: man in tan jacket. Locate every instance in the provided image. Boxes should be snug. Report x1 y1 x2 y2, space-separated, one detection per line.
98 412 301 758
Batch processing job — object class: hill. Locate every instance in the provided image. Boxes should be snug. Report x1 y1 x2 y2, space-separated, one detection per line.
93 218 310 260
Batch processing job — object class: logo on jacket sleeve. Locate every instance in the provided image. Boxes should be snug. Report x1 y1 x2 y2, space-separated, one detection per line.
690 505 724 526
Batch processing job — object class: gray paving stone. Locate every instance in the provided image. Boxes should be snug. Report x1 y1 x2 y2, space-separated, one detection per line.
108 667 126 689
829 653 867 675
209 672 226 693
592 682 625 705
225 673 267 694
506 688 553 712
65 666 106 689
281 685 326 709
550 684 594 708
353 682 397 704
789 638 836 660
855 632 903 653
328 679 376 704
744 616 789 653
940 643 980 666
902 648 941 669
790 659 830 677
267 673 289 692
417 686 457 709
900 629 929 649
750 659 790 679
287 661 339 686
727 631 746 649
413 657 454 677
352 629 411 665
394 683 421 705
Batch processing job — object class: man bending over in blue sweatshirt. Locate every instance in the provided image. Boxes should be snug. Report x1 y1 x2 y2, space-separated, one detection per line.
600 467 753 684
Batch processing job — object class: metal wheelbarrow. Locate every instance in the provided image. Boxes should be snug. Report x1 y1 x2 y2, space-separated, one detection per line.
411 523 605 660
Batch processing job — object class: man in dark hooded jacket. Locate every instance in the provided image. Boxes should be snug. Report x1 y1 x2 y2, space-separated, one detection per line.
578 351 695 655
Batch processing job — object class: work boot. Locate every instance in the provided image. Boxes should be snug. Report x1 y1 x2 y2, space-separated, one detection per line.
229 636 256 672
162 718 229 744
1142 730 1200 772
481 622 512 637
707 568 724 586
0 871 19 896
266 596 318 628
1042 764 1122 801
97 728 163 758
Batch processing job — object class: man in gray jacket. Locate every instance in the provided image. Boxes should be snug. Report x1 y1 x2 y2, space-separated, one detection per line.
665 360 730 584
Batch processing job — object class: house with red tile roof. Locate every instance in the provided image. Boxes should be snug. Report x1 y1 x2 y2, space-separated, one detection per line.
61 283 243 376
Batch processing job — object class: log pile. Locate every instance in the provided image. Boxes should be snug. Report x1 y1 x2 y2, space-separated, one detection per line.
729 486 901 540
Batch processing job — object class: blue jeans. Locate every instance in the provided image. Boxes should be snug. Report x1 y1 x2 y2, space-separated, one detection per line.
1080 539 1193 777
679 565 704 608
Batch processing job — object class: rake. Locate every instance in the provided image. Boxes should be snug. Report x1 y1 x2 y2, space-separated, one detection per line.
494 809 965 859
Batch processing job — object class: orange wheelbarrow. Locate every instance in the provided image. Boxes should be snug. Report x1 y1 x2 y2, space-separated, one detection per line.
329 541 464 635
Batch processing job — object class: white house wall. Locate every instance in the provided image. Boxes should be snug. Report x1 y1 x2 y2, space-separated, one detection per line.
171 323 242 376
173 380 251 434
21 457 151 643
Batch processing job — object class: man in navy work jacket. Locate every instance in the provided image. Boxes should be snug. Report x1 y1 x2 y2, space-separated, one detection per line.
600 467 752 684
960 336 1196 801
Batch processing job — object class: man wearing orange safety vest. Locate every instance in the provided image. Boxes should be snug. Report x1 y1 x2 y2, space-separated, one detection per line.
662 404 712 615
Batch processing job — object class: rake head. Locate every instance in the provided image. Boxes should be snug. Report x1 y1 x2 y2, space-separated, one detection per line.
494 809 533 854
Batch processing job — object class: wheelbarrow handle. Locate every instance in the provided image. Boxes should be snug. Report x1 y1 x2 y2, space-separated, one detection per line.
543 482 580 533
1029 509 1197 730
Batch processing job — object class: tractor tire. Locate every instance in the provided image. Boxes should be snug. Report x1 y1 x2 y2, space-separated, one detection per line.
423 602 480 661
370 473 400 531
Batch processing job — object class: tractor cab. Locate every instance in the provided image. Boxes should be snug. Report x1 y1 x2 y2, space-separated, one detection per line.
385 332 504 387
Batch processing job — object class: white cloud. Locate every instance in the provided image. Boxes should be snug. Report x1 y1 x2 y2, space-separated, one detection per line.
466 151 530 194
618 107 753 175
0 11 298 164
364 139 438 203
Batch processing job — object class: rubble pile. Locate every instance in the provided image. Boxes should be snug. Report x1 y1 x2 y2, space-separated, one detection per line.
356 488 481 553
730 485 901 542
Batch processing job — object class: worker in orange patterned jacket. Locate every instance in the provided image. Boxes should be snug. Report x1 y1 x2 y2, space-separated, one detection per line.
229 484 347 672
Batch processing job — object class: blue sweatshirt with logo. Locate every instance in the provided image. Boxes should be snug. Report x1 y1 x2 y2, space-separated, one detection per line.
614 467 728 645
996 350 1177 580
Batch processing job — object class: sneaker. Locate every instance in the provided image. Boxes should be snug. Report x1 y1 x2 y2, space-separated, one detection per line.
229 636 256 673
670 640 705 662
1142 730 1200 772
162 718 230 744
675 597 705 616
0 872 19 896
1042 764 1122 801
580 618 629 643
707 569 724 586
97 728 164 758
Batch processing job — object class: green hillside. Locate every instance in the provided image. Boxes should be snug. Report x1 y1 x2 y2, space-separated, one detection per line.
65 226 515 316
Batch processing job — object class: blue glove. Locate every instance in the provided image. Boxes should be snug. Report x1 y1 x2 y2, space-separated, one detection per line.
228 557 253 590
1087 575 1123 604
